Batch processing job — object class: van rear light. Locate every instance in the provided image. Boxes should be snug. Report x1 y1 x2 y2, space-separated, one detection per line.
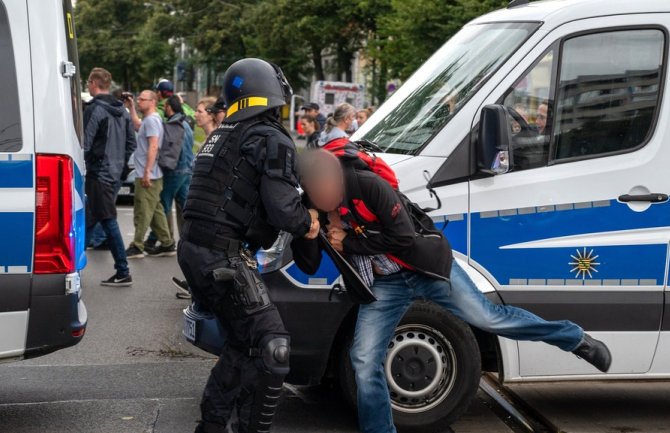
34 154 75 274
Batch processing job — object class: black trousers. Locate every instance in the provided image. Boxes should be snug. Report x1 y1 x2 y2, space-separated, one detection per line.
178 239 288 433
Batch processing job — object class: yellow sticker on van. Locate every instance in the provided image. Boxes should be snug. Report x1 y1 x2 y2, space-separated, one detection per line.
66 12 74 39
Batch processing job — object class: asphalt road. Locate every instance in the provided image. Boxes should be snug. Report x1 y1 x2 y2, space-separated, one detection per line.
6 206 670 433
0 207 513 433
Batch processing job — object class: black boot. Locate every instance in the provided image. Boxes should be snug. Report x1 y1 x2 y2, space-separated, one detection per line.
572 333 612 372
195 421 228 433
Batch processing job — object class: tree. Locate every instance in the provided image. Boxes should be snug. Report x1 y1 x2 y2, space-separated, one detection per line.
75 0 176 91
372 0 508 81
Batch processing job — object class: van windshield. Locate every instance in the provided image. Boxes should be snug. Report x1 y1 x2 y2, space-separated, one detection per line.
355 22 539 154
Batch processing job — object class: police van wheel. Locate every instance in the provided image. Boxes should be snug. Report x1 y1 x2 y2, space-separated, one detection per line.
339 300 481 432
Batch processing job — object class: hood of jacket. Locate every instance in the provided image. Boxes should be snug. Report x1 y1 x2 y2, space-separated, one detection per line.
167 112 187 125
90 94 126 117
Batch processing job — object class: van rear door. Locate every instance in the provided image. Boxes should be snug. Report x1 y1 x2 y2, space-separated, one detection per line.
0 0 36 359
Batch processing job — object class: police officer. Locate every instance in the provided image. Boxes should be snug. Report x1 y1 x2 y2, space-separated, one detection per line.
177 58 320 433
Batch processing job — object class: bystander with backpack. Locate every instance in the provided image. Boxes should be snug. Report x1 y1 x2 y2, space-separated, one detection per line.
84 68 137 286
145 95 194 249
293 149 613 433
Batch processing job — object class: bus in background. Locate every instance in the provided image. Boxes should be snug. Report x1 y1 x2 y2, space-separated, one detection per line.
0 0 87 361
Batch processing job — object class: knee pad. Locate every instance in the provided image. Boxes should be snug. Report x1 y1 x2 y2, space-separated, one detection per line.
257 334 290 375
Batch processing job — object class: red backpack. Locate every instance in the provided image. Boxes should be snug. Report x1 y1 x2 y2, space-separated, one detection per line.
323 137 399 190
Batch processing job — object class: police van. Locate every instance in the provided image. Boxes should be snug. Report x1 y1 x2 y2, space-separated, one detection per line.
185 0 670 430
0 0 87 362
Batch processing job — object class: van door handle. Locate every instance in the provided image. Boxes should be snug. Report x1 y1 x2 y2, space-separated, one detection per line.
618 193 668 203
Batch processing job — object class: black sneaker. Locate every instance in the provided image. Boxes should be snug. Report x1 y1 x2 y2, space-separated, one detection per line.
572 333 612 373
146 242 177 257
143 239 157 251
172 277 191 299
101 274 132 287
125 245 145 259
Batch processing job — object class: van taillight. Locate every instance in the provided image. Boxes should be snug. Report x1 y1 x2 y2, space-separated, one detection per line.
34 154 75 274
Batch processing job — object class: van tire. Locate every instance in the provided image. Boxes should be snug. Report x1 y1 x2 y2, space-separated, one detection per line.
338 300 481 432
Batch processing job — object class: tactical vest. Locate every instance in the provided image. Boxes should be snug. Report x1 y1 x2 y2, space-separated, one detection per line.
183 120 279 250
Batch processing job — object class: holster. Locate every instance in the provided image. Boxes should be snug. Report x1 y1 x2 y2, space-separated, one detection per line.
213 259 272 317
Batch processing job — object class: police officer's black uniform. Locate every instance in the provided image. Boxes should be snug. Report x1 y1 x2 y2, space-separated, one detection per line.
178 58 316 433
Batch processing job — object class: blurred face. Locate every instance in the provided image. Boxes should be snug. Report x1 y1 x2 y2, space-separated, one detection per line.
87 76 100 96
136 91 156 114
301 118 315 135
306 175 345 213
342 112 355 130
195 103 214 128
536 104 548 133
356 111 368 126
304 108 317 117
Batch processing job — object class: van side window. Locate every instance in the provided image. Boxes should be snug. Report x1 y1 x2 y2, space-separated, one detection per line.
552 29 665 161
501 48 556 171
0 3 22 152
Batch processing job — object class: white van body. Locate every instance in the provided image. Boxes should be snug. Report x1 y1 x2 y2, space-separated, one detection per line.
352 0 670 382
0 0 87 361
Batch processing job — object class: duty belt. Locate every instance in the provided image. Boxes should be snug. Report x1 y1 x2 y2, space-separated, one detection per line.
182 220 242 255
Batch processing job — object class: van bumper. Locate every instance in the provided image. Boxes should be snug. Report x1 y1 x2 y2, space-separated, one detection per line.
24 274 87 359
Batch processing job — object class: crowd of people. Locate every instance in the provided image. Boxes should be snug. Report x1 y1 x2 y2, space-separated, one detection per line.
83 68 227 290
299 102 375 149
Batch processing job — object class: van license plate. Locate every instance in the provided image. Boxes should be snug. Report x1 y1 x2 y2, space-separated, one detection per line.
183 316 197 342
118 186 131 196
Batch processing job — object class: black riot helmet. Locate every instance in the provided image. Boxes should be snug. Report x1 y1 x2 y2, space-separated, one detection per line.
222 58 293 123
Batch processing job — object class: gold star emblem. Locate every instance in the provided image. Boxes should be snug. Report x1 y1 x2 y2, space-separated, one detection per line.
569 248 600 279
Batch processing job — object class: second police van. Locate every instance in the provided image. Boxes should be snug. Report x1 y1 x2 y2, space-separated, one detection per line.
0 0 87 362
185 0 670 431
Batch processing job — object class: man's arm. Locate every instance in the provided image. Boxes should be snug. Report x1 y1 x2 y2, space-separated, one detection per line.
142 135 158 187
254 134 317 238
82 106 100 152
124 97 142 131
341 174 415 256
141 116 161 187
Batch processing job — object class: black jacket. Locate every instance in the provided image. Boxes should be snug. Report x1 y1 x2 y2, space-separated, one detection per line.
83 94 136 184
184 115 312 250
292 168 452 281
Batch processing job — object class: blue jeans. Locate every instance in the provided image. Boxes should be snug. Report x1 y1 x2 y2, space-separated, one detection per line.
86 218 129 277
350 261 584 433
88 222 107 247
148 173 191 242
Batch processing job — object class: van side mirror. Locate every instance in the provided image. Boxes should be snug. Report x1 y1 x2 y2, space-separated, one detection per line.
477 105 512 175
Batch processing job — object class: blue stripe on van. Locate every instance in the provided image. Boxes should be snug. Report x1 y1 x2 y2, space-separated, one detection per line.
73 165 87 271
0 155 33 188
0 212 33 272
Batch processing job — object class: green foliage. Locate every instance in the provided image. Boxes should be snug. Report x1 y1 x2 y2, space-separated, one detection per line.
373 0 508 81
75 0 509 97
75 0 176 91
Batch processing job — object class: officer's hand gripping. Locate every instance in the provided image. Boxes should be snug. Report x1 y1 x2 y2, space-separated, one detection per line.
305 209 320 240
